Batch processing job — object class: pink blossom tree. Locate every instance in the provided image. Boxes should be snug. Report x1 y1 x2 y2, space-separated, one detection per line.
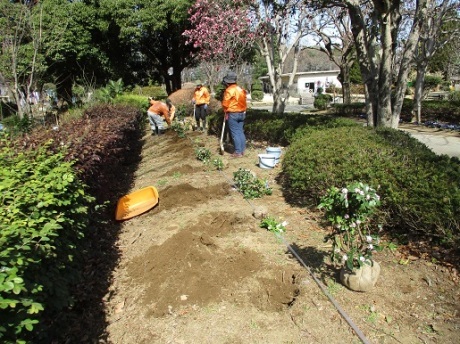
183 0 257 90
184 0 311 115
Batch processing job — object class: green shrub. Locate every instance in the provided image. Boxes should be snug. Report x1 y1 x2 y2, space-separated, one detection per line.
233 168 272 199
2 114 33 135
314 94 333 110
131 85 167 100
214 83 226 102
421 75 443 92
332 102 366 116
251 79 264 101
0 139 95 342
195 147 211 163
170 121 187 138
448 91 460 103
243 110 356 146
251 90 264 101
114 94 149 112
282 126 460 242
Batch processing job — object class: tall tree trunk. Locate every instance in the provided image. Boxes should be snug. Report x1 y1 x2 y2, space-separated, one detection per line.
392 0 427 125
339 66 352 105
412 63 427 123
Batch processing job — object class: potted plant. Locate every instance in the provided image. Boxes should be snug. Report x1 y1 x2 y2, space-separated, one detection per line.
318 181 382 292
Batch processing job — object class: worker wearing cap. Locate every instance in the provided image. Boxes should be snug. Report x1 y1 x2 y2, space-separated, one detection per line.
221 71 247 157
147 97 175 135
192 80 210 131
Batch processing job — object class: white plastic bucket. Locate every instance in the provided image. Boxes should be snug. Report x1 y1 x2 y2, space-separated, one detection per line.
258 154 277 169
266 147 282 163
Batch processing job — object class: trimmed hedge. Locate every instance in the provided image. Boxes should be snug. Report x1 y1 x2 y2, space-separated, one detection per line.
282 125 460 242
0 104 144 342
0 140 95 342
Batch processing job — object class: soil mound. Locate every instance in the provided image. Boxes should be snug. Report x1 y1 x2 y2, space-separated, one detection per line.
169 88 222 116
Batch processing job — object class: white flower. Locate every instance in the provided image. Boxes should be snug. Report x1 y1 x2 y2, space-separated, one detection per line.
344 214 350 219
334 248 340 253
354 188 360 193
359 256 366 262
366 235 373 243
350 222 356 228
342 254 348 261
356 220 361 225
281 221 288 227
368 244 374 250
366 194 371 200
341 188 348 194
359 191 365 196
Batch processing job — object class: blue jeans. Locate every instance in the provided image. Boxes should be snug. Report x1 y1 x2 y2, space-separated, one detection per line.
228 112 246 154
147 111 166 133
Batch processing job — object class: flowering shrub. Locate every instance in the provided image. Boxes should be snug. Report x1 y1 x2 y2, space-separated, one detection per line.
195 147 212 162
260 216 287 234
212 157 224 170
318 182 382 271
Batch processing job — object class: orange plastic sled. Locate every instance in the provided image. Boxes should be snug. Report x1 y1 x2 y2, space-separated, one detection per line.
115 186 159 221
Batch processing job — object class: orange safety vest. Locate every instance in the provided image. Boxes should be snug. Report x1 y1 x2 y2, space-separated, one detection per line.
193 86 210 105
222 84 247 113
148 100 172 125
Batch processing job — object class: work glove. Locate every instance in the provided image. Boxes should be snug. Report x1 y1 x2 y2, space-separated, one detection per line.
203 104 208 110
192 99 196 104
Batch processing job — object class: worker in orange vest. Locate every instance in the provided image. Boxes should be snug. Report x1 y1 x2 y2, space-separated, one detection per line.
147 97 175 135
192 80 210 131
221 71 247 157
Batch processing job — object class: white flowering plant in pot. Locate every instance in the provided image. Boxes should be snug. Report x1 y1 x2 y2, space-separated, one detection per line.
318 181 383 272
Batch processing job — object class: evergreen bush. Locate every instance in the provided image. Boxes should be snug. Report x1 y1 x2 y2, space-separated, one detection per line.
131 85 167 100
0 140 95 342
282 126 460 242
114 94 149 112
314 93 333 110
251 79 264 101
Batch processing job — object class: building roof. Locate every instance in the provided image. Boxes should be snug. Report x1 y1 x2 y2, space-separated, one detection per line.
259 70 340 80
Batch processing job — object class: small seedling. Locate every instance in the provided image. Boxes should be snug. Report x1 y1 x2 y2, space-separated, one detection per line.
170 121 186 138
195 147 211 163
259 216 287 234
157 179 168 187
212 157 224 170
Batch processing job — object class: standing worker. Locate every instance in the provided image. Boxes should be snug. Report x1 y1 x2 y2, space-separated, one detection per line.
221 71 247 158
147 97 175 135
192 80 210 131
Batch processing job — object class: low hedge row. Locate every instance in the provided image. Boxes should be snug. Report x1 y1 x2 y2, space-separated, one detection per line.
282 124 460 243
0 141 94 342
1 104 144 342
333 99 460 124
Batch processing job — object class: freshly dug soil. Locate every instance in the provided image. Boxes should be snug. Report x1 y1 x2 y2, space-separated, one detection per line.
101 129 460 343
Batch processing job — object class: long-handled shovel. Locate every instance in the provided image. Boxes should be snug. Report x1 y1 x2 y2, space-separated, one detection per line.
219 119 226 155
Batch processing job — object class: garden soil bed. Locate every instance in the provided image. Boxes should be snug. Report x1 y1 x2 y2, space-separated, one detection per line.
102 128 459 343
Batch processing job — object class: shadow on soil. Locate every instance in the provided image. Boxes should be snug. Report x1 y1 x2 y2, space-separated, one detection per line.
45 133 145 343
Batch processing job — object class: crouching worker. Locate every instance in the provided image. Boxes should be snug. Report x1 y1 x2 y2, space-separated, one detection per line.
147 97 175 135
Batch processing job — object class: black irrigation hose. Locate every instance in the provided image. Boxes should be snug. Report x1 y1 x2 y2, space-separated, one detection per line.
277 234 372 344
184 130 372 344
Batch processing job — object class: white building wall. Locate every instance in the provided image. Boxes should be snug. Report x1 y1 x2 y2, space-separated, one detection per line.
259 70 340 97
296 71 340 96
